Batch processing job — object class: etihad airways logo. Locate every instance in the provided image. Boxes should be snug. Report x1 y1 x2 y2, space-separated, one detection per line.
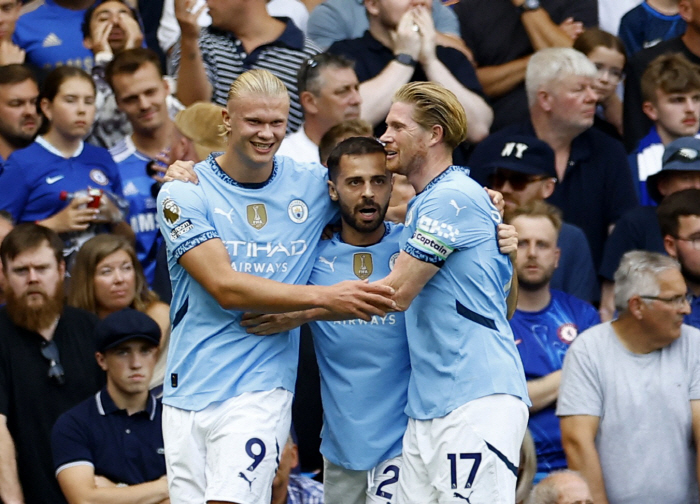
223 240 308 258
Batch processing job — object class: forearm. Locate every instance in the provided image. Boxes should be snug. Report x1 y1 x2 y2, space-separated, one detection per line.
359 62 415 126
175 36 211 105
423 58 493 141
520 10 573 50
476 56 529 98
0 421 23 504
563 433 609 504
527 370 561 412
62 479 168 504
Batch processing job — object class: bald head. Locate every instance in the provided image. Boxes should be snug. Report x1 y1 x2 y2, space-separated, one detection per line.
529 470 593 504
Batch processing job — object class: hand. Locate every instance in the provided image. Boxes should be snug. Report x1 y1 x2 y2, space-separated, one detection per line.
95 194 122 224
240 312 308 335
497 223 518 256
175 0 207 39
94 475 117 488
484 187 505 216
390 8 421 59
559 17 584 41
0 40 25 65
120 12 144 50
148 150 171 184
320 280 396 321
164 160 199 184
90 20 114 54
414 6 437 66
40 196 97 232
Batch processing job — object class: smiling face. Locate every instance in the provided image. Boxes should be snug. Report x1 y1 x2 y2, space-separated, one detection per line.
380 101 431 177
112 62 169 134
93 249 137 318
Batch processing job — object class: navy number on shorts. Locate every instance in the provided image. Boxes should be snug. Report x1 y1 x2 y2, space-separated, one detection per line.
375 465 400 499
447 453 481 489
245 438 266 471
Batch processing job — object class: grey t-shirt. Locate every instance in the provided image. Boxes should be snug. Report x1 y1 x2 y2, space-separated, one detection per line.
557 322 700 504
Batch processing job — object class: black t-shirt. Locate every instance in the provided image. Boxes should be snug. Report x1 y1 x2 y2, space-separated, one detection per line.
0 307 103 504
454 0 597 132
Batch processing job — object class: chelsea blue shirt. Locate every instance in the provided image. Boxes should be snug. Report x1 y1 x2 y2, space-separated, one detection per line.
400 166 530 420
510 290 600 474
156 154 336 412
110 137 161 285
308 223 409 470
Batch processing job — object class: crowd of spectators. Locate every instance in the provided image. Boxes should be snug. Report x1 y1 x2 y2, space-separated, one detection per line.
0 0 699 503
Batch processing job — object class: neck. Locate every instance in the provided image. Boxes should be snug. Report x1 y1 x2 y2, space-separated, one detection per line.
341 221 386 247
368 20 394 51
222 6 283 51
655 124 678 146
131 120 175 159
216 151 274 184
516 285 552 312
53 0 95 10
302 120 325 147
407 149 454 194
106 382 150 415
611 315 664 354
531 113 578 180
647 0 680 15
43 129 82 158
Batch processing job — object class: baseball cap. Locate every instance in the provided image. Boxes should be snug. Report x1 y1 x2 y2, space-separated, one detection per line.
174 102 228 161
478 135 557 178
647 136 700 203
95 308 161 353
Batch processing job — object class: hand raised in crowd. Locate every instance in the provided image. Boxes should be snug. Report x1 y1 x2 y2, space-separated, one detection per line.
94 194 123 224
90 18 114 54
164 159 199 184
391 8 422 61
175 0 207 39
39 196 97 232
414 6 438 66
559 17 584 41
0 40 25 66
121 12 144 50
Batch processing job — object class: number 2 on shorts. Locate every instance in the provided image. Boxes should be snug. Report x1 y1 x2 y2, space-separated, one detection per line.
447 453 481 489
375 465 400 499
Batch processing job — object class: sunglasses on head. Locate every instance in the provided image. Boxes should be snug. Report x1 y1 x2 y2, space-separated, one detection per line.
40 340 65 385
488 170 550 191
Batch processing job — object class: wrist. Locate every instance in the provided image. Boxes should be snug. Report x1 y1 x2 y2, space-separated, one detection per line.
394 52 418 68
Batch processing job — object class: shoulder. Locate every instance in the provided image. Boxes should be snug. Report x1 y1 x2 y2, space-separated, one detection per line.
552 289 598 315
61 307 100 329
18 0 45 17
276 156 329 183
53 394 96 432
5 142 45 164
628 36 684 70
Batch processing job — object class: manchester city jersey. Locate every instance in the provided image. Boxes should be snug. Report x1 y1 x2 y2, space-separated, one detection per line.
400 165 529 420
510 290 599 474
110 138 160 285
308 222 409 470
156 154 336 411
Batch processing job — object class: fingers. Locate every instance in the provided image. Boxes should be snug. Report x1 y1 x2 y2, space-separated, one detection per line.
68 195 93 208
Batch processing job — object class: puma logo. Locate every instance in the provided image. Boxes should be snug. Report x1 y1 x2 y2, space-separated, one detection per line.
214 207 234 225
454 492 472 503
450 199 467 216
238 472 256 490
319 256 337 272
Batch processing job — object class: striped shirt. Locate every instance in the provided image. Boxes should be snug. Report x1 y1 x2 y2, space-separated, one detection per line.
169 18 320 133
287 474 324 504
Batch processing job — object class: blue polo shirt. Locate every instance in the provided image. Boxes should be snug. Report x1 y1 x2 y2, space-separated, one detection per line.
51 388 166 485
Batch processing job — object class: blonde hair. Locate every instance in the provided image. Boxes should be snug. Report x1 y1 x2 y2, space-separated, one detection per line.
393 81 467 149
227 69 290 103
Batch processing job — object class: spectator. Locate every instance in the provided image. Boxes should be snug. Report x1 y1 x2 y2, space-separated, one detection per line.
573 28 626 138
318 118 373 166
0 210 13 305
67 234 170 337
476 134 598 302
169 0 320 133
51 308 168 503
529 470 594 504
0 66 129 263
327 0 493 142
276 53 361 163
619 0 686 57
14 0 96 72
0 0 23 66
507 201 600 481
0 223 103 504
623 0 700 152
469 47 638 271
271 436 324 504
558 250 700 504
0 63 40 164
631 54 700 205
658 188 700 328
599 136 700 320
107 48 177 284
454 0 597 131
599 0 640 35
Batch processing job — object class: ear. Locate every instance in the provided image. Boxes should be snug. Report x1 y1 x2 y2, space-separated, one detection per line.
540 178 556 199
679 0 692 22
300 91 318 115
221 109 231 135
40 97 52 121
95 352 108 371
664 234 679 258
537 89 552 112
58 260 66 280
429 124 444 146
642 101 658 122
629 296 645 320
162 77 170 96
327 179 339 201
83 37 94 51
365 0 380 17
289 443 299 468
553 246 561 269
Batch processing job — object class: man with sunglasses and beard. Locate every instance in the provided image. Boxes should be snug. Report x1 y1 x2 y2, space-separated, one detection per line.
0 223 102 504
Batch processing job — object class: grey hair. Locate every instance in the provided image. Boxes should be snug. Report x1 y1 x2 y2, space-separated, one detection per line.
525 48 597 107
528 470 587 504
613 251 680 312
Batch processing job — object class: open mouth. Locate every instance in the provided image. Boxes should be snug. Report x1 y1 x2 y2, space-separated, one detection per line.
358 206 379 221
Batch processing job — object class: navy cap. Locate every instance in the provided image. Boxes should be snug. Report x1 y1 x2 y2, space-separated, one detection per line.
478 135 557 178
647 137 700 203
95 308 161 353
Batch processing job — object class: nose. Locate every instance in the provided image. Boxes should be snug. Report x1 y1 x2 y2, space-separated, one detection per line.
349 88 361 106
526 242 537 257
361 181 375 198
584 86 597 102
138 94 150 110
129 352 144 369
113 269 124 283
684 98 696 112
27 267 39 282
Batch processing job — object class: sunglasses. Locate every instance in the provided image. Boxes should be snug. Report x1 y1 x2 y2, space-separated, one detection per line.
40 340 65 385
488 170 550 191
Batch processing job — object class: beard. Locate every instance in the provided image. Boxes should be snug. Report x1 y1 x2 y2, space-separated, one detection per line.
517 263 555 292
5 281 64 333
677 247 700 288
339 197 389 235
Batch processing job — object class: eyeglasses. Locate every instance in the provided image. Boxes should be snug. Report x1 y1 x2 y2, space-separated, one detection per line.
593 62 624 82
664 147 700 166
675 235 700 250
488 170 551 191
40 340 65 385
639 293 692 308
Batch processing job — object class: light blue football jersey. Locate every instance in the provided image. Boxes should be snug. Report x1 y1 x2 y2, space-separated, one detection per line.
400 166 529 420
156 154 336 411
308 222 409 470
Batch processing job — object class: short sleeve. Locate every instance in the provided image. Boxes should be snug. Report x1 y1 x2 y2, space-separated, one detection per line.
431 0 460 37
556 335 604 417
156 181 219 262
51 410 94 474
